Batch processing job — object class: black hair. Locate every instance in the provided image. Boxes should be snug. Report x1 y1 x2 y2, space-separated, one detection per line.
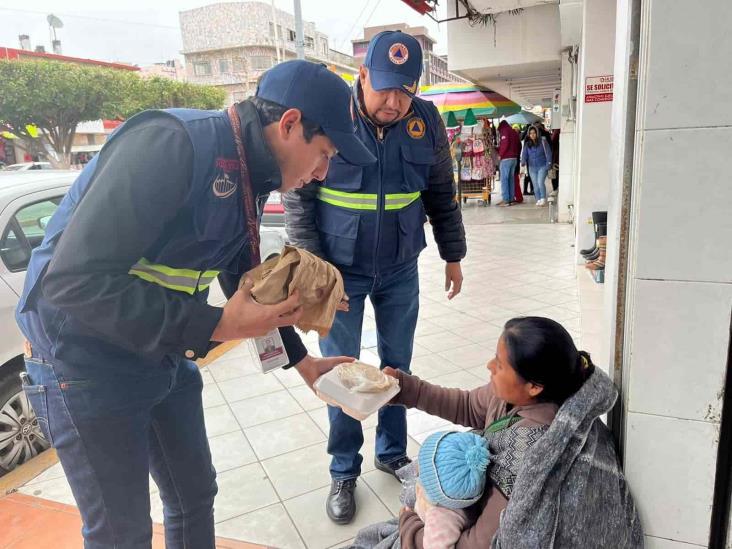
502 316 595 405
249 96 325 143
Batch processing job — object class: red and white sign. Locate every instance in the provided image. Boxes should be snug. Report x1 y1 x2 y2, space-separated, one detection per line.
585 75 614 103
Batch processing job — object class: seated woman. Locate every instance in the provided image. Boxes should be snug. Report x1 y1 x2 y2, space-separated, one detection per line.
349 316 642 549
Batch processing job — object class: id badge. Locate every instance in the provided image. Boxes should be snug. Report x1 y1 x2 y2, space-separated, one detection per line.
249 329 289 374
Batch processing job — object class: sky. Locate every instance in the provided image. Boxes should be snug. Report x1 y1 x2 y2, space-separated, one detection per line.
0 0 449 67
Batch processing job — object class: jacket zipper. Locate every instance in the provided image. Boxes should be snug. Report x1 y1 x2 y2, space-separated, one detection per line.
372 126 385 277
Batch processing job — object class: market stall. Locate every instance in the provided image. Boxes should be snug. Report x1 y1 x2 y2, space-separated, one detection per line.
419 83 521 207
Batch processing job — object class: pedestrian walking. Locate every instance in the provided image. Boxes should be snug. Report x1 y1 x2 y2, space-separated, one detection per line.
520 125 553 206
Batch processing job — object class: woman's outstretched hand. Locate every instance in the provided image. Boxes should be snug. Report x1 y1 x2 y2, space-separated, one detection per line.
383 366 400 378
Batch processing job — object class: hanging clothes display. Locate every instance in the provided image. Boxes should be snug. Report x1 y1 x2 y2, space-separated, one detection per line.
460 138 474 182
471 136 486 181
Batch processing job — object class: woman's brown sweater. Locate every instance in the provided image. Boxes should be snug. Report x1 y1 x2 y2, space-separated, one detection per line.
391 370 558 549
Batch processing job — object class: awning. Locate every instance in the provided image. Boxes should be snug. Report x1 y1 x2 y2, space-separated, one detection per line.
71 144 104 153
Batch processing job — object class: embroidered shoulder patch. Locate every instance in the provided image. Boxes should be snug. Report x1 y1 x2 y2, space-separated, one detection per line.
406 117 426 139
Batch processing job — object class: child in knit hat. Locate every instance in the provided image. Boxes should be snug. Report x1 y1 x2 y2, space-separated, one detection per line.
415 430 491 549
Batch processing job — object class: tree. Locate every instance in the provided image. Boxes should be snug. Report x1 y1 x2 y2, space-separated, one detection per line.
0 60 226 168
0 60 136 168
121 76 227 118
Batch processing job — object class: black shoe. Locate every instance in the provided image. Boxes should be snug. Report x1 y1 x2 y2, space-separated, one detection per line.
581 245 599 258
374 456 412 480
326 479 357 524
584 248 601 261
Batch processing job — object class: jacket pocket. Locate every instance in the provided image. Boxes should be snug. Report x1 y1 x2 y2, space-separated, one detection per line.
324 156 363 191
317 204 360 266
400 145 433 193
397 200 427 263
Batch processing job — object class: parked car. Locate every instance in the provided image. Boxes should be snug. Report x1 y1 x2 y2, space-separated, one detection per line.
0 170 286 475
3 162 53 171
262 190 285 228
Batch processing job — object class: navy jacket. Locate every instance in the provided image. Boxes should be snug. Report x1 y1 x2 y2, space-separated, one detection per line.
283 84 466 276
16 102 307 369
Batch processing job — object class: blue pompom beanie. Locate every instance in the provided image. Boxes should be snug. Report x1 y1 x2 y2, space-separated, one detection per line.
418 431 490 510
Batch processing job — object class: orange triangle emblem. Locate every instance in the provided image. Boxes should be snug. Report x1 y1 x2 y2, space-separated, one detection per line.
406 117 425 139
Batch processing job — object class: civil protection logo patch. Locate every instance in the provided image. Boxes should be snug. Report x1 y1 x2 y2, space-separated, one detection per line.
406 117 426 139
388 43 409 65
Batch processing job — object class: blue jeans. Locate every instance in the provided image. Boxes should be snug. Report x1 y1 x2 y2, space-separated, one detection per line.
22 354 217 549
320 261 419 480
529 165 549 201
500 158 517 202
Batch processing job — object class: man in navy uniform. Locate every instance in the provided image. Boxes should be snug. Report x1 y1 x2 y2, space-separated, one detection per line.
284 31 467 524
16 60 373 548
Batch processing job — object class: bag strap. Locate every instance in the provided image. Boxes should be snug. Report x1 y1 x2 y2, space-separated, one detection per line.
485 413 523 434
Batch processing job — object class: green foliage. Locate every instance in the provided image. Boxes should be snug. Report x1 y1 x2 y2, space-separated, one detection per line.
0 59 226 166
121 76 227 118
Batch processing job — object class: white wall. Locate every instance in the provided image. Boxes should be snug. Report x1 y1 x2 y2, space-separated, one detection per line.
447 3 561 76
614 1 732 546
573 0 616 256
555 0 582 224
557 52 578 223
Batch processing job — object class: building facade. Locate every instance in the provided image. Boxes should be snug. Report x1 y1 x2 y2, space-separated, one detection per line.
179 2 358 105
139 59 186 81
352 23 467 87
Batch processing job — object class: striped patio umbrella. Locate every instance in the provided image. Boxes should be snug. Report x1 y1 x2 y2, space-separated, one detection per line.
419 83 521 119
504 110 544 125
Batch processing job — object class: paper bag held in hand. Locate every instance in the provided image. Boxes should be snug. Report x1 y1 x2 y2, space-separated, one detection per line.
243 246 345 337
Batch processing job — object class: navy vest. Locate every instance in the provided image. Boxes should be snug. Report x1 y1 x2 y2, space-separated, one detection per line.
316 94 441 276
16 108 252 360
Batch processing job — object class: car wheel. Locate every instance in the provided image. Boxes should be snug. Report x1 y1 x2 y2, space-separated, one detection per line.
0 359 50 476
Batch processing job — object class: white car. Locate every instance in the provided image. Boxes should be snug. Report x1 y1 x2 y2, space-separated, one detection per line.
0 170 286 475
3 162 53 171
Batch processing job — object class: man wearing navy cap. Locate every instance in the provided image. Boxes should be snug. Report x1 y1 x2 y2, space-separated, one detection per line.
15 60 371 548
284 31 467 524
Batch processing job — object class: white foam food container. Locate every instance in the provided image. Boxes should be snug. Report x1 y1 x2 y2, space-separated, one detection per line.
314 364 401 421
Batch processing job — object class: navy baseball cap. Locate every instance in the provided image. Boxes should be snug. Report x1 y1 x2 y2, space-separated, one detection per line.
364 31 423 96
256 60 375 166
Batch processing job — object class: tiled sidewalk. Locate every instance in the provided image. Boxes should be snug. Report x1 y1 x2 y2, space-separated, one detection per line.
17 221 580 549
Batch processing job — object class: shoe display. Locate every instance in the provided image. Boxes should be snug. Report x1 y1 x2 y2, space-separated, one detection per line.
580 222 607 256
374 456 412 480
326 479 357 524
585 236 606 270
584 248 601 261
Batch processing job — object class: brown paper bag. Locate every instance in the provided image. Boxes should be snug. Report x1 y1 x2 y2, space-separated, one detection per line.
243 246 345 338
